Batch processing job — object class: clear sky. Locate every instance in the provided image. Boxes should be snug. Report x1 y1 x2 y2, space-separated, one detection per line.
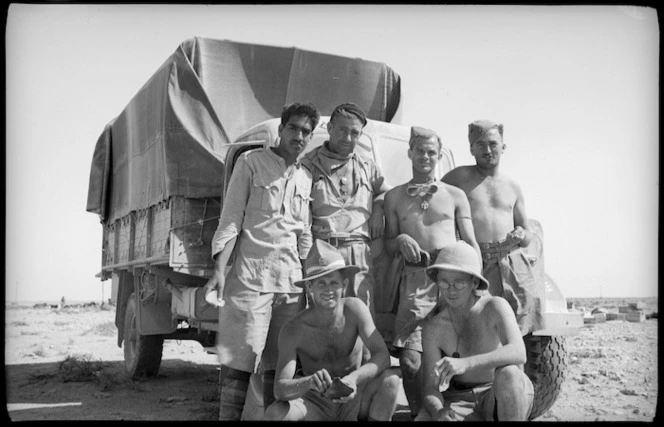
5 4 659 302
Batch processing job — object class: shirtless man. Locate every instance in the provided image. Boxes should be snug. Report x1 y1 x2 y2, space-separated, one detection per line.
264 239 400 421
383 126 480 417
442 120 542 335
416 241 534 421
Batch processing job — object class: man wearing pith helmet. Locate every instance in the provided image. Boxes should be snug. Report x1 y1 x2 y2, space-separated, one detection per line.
417 241 534 421
264 239 400 421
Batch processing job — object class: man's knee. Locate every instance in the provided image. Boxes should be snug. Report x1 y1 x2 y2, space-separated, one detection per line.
372 368 401 400
263 400 292 420
492 365 533 420
399 350 421 380
494 365 528 391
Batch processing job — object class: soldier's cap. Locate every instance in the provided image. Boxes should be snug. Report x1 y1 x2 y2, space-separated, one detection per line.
295 239 361 287
468 120 503 145
330 102 367 126
426 242 489 290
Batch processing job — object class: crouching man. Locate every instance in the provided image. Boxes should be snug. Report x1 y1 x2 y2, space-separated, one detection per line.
416 241 534 421
264 239 400 421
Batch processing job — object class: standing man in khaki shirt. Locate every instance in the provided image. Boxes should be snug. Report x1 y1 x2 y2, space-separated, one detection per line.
300 103 390 318
206 103 320 420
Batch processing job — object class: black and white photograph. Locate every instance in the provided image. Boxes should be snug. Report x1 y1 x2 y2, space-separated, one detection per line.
5 4 658 422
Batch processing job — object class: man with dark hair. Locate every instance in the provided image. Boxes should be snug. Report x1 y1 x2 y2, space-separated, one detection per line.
300 102 390 318
206 102 320 420
442 120 542 337
383 126 480 418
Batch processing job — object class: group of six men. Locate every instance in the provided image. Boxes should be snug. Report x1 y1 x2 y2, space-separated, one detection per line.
206 101 541 421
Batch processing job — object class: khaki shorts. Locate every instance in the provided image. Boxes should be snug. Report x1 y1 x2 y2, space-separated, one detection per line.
415 370 534 421
282 387 363 421
275 371 388 421
391 265 438 354
216 277 302 373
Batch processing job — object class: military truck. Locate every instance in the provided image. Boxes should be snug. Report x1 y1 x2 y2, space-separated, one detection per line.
86 37 582 419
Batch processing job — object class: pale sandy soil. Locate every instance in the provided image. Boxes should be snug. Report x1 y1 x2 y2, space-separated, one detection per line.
4 297 658 421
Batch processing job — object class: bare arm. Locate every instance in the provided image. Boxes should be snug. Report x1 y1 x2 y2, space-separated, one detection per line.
383 188 422 263
368 171 392 239
452 187 482 263
341 299 390 391
509 182 533 247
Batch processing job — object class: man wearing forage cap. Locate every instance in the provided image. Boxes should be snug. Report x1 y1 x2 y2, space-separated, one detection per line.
416 241 534 421
382 125 481 418
442 120 543 336
264 239 400 421
300 102 392 319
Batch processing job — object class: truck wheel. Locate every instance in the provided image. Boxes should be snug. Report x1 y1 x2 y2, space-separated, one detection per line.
123 293 164 379
524 334 568 420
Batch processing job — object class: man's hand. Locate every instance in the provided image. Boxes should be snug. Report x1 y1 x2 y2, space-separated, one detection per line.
506 225 528 246
308 368 333 394
433 407 462 421
368 208 385 239
396 234 423 264
434 356 468 391
204 271 225 307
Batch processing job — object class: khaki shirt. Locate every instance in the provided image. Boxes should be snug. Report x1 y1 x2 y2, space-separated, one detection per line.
211 148 313 293
301 146 384 241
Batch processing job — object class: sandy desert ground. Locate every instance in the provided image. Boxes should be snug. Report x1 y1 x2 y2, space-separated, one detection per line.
4 297 658 422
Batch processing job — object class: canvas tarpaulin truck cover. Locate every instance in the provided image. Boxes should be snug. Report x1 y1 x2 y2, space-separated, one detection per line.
86 37 401 224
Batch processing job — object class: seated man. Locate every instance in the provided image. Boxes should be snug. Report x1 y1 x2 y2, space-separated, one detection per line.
416 241 533 421
264 239 400 421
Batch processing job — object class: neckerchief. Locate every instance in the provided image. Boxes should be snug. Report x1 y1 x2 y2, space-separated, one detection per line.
317 142 353 175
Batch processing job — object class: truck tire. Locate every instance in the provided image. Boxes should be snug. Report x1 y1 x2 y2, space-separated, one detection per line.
524 334 568 420
123 293 164 379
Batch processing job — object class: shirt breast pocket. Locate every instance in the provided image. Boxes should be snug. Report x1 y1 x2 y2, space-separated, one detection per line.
291 183 312 221
312 176 330 207
251 176 282 212
356 173 374 209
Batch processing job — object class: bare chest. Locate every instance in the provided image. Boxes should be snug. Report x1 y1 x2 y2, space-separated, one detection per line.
300 323 360 364
397 190 456 223
440 316 497 358
467 178 516 211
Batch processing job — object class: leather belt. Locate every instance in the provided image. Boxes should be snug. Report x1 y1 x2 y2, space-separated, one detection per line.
321 236 368 247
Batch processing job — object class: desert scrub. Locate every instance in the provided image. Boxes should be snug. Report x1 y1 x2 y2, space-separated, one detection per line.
57 354 145 392
59 354 106 382
81 321 116 337
10 320 29 327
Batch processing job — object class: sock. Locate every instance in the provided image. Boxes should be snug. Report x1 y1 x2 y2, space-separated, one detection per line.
218 368 251 421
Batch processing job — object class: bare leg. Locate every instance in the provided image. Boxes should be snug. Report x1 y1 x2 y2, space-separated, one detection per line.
264 400 305 421
398 348 423 417
492 365 534 421
359 368 402 421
